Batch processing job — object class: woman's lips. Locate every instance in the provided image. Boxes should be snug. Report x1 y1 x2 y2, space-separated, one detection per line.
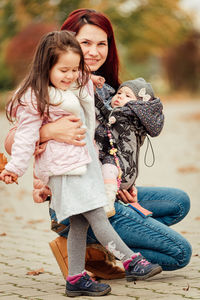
85 58 99 64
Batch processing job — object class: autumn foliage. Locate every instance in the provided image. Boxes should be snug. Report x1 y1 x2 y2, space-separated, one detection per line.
5 23 57 85
162 31 200 91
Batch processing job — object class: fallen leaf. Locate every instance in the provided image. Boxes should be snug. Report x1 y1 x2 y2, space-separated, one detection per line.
177 166 200 174
27 219 45 224
183 283 190 291
184 112 200 121
0 232 7 236
193 254 199 256
0 153 8 173
15 216 23 220
4 208 15 213
195 217 200 221
26 268 44 276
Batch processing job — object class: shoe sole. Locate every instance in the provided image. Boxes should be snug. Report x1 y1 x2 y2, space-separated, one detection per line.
66 286 111 297
126 266 162 282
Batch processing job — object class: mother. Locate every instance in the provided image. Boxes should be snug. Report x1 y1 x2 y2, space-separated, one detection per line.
6 8 192 279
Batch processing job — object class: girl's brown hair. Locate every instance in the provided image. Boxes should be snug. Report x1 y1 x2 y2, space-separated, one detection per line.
7 30 90 122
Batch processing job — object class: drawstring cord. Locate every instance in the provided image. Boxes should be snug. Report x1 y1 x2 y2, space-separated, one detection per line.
144 135 155 167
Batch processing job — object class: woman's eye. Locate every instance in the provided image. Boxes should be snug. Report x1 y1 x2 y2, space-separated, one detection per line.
99 42 107 46
81 41 89 45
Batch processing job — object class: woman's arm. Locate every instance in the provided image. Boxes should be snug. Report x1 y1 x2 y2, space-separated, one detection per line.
40 115 86 146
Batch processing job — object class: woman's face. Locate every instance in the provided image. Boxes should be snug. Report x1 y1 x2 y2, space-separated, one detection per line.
76 24 108 72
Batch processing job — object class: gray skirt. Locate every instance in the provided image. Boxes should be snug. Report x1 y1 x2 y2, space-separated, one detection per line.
48 133 108 223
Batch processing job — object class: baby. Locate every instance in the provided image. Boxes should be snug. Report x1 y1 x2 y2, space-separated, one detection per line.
95 77 164 217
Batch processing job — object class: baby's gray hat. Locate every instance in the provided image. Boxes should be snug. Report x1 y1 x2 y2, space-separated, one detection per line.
119 77 155 101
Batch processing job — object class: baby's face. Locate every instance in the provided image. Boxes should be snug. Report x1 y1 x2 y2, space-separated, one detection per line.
111 86 137 108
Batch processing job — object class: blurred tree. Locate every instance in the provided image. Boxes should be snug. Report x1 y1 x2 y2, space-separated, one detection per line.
104 0 192 81
0 0 84 88
0 0 197 92
162 31 200 91
5 22 57 85
79 0 193 85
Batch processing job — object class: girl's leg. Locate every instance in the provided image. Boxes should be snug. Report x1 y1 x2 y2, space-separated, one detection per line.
67 214 89 275
83 207 133 261
137 186 190 226
66 214 111 297
83 207 162 280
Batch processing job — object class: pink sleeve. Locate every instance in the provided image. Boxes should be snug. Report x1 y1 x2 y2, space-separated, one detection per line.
5 105 42 177
4 126 17 156
86 79 95 98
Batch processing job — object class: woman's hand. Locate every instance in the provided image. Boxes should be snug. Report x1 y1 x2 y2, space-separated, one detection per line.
117 186 138 204
0 169 18 184
40 115 86 146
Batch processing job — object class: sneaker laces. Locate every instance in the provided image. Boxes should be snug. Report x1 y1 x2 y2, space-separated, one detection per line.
138 259 150 266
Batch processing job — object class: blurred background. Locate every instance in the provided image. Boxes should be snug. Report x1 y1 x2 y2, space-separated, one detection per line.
0 0 200 109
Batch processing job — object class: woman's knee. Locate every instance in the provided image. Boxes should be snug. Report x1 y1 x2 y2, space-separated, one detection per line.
174 188 190 219
175 238 192 270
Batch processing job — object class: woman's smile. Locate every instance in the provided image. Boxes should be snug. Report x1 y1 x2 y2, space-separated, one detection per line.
76 24 108 72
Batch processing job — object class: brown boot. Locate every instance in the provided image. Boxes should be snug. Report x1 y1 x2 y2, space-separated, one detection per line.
49 236 125 280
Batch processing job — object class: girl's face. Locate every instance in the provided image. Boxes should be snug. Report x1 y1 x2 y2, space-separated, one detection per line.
111 86 137 108
76 24 108 72
49 51 80 90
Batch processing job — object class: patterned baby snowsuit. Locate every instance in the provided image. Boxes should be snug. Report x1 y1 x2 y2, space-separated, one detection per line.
95 90 164 190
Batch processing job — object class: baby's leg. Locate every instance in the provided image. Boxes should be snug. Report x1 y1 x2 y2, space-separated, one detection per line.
68 214 89 275
102 163 118 217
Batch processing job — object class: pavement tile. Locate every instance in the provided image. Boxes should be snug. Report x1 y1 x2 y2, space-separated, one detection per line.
1 102 200 299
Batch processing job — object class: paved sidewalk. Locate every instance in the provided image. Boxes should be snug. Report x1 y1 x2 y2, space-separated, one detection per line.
0 100 200 299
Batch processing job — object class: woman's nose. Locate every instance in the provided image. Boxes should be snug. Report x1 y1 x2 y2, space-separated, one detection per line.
88 44 98 56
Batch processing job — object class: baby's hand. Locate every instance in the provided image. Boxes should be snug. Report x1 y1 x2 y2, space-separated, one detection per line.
0 169 18 184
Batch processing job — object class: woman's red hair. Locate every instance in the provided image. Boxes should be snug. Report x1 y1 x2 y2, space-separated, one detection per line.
61 9 120 90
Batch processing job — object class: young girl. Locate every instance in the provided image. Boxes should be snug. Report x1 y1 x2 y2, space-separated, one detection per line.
0 30 162 297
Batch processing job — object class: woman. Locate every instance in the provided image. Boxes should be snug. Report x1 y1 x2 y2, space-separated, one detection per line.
5 9 192 279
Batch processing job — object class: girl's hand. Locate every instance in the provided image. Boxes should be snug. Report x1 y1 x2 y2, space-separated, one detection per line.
117 186 138 204
90 74 105 90
40 115 86 146
0 169 18 184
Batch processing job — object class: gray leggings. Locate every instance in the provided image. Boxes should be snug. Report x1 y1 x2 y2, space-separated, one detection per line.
68 207 134 275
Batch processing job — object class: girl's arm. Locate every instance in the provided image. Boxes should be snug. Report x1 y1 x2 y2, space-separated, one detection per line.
40 115 86 145
5 105 42 177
